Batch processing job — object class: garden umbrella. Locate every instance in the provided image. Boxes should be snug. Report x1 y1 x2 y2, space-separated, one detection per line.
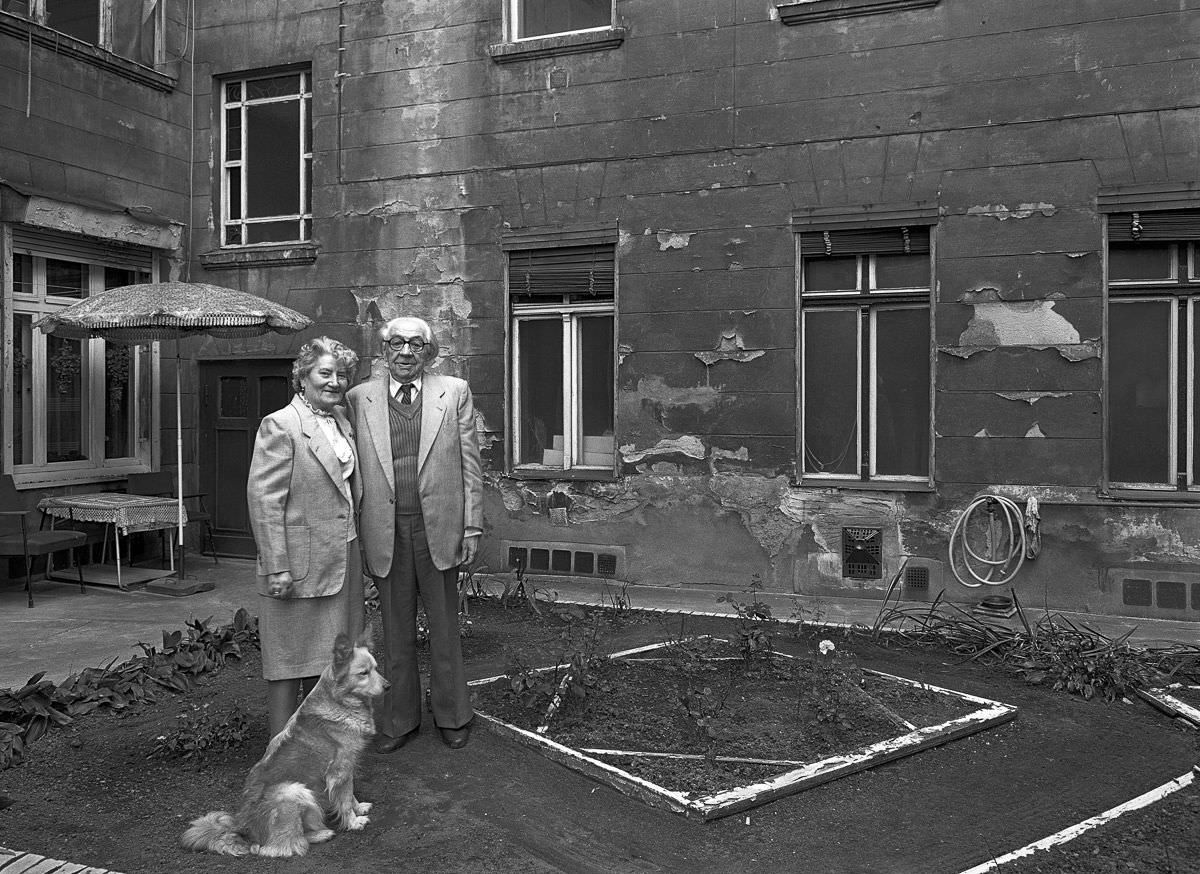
34 282 312 573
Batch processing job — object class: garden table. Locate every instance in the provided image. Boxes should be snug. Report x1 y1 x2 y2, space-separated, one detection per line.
37 493 185 589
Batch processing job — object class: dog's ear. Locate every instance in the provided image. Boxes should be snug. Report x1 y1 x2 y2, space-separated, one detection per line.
355 626 373 651
332 632 353 672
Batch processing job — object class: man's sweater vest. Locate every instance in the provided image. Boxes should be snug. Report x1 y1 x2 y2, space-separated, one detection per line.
388 393 422 514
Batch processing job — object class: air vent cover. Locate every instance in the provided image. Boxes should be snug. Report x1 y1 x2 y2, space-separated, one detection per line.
842 527 882 580
502 540 626 580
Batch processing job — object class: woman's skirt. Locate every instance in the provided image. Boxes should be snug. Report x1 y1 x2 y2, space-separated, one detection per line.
258 541 364 680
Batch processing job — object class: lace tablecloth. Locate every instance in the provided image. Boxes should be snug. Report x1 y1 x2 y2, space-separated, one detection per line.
38 493 187 533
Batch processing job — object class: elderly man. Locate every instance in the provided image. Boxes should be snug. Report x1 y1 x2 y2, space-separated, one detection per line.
346 316 482 751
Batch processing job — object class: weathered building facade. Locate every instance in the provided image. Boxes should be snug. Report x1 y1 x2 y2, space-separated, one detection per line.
4 0 1200 623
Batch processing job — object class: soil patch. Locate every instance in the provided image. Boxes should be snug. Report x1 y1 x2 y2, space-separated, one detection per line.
0 599 1197 874
472 637 987 795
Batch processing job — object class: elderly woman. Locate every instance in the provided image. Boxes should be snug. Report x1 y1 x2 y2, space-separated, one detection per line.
247 336 365 737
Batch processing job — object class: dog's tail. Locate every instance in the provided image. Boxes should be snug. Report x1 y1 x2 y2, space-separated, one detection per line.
181 811 251 856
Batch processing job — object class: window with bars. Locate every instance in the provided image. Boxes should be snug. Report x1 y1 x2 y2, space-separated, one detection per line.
1106 209 1200 491
507 243 616 474
220 70 312 247
508 0 612 39
9 1 162 65
4 231 159 484
798 225 932 482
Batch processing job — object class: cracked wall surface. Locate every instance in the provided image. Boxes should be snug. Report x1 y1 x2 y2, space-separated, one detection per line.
140 1 1200 622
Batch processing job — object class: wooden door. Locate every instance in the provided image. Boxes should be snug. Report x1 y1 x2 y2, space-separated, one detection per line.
198 360 292 557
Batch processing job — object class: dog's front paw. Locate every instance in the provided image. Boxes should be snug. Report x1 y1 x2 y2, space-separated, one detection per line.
353 801 372 815
346 814 370 831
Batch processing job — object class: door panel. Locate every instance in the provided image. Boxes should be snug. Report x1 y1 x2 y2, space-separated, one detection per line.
199 360 292 558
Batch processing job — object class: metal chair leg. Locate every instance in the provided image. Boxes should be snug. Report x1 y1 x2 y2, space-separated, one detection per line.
75 546 86 594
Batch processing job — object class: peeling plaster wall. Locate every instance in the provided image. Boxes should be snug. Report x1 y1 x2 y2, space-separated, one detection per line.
164 1 1200 620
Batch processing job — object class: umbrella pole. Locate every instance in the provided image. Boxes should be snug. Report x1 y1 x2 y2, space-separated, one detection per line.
176 363 186 580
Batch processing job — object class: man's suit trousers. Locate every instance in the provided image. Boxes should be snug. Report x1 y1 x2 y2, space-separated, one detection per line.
375 513 473 737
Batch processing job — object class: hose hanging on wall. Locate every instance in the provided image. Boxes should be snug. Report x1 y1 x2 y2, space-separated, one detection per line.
948 494 1029 587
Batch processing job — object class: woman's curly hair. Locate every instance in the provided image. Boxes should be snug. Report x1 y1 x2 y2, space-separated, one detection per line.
291 336 359 393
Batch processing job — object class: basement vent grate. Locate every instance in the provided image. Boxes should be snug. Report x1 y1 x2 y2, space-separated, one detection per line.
504 540 625 580
1119 576 1200 612
842 527 883 580
903 565 929 588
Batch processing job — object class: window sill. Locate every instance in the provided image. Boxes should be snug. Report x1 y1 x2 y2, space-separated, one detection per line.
11 465 150 491
200 243 319 270
796 478 935 493
509 466 617 483
488 27 627 64
1101 488 1200 506
0 11 176 91
776 0 940 26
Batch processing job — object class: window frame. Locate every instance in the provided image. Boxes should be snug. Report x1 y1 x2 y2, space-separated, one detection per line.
795 219 935 487
1104 223 1200 494
219 68 313 249
505 0 615 42
504 233 618 479
11 0 164 65
3 229 161 488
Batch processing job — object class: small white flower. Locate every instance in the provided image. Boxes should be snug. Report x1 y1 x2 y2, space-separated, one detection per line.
818 640 835 656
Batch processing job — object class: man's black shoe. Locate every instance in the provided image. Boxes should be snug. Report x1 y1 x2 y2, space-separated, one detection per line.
375 726 419 753
438 724 471 749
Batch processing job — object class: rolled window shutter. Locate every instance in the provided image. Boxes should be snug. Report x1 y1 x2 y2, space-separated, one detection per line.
1108 210 1200 242
508 244 615 298
800 226 930 257
11 227 154 271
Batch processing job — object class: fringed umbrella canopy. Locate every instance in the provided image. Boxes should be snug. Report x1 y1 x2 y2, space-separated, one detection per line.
34 282 312 578
33 282 311 345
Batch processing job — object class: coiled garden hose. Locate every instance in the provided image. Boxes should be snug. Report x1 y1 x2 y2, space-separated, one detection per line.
948 494 1028 588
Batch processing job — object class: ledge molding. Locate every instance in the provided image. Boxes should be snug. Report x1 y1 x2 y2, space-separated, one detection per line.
199 243 319 270
488 27 627 64
777 0 940 25
0 11 176 91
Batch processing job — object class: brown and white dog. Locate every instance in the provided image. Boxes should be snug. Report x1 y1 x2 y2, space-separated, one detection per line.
181 630 388 857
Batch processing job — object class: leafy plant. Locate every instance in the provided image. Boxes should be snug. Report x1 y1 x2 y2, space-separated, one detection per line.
0 722 25 770
601 580 634 616
150 703 251 762
717 574 776 662
870 588 1197 701
0 609 259 771
1019 632 1152 702
806 640 858 730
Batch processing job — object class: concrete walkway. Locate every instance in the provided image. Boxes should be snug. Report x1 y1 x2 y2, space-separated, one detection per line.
2 554 1196 691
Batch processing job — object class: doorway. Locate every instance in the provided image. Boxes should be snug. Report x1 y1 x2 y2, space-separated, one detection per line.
198 359 292 558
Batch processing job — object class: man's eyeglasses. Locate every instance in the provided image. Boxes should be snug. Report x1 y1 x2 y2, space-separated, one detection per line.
385 336 427 353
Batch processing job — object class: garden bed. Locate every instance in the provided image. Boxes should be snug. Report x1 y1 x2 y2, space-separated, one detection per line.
469 636 1017 820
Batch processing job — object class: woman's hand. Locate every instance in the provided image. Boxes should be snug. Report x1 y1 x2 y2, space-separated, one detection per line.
266 571 294 599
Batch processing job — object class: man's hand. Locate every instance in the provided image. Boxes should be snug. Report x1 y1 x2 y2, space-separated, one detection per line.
461 533 481 565
266 571 294 598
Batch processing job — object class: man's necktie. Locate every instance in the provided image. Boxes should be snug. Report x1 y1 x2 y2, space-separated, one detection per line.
400 383 414 405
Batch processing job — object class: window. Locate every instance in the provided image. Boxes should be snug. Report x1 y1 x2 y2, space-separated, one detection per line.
799 225 932 482
509 0 612 40
220 70 312 247
5 230 159 485
1105 210 1200 491
10 0 162 65
507 243 616 474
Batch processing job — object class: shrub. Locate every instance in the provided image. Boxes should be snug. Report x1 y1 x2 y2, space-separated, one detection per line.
151 703 251 762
